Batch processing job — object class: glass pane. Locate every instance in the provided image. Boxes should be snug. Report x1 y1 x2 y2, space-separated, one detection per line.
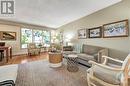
21 28 32 48
33 30 43 43
43 30 51 45
21 44 27 48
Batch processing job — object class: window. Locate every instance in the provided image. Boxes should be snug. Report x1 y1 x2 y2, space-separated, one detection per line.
21 28 32 48
43 30 51 44
21 28 51 48
33 30 42 43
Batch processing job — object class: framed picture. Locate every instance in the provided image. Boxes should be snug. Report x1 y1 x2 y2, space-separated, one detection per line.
0 31 16 40
88 27 102 38
78 29 87 39
103 20 129 38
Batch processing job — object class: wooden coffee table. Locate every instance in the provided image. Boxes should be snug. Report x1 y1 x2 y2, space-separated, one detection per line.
49 52 63 67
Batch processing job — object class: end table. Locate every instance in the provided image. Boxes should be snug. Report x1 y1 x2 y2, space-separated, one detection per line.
67 54 79 72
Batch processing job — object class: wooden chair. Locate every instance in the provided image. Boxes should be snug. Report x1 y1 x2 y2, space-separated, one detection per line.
87 54 130 86
0 42 5 61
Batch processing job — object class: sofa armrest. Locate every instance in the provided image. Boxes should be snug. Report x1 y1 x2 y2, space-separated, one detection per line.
93 53 98 61
97 49 108 63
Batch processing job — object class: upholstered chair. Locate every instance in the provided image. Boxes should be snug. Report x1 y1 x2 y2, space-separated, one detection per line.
27 43 41 56
87 54 130 86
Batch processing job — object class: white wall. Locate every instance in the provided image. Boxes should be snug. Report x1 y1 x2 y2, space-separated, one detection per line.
0 24 26 55
58 0 130 60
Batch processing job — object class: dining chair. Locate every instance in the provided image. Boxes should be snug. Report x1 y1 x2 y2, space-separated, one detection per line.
0 42 5 61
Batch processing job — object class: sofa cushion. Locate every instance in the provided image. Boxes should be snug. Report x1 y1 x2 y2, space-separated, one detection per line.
92 65 121 85
82 45 102 55
78 53 95 61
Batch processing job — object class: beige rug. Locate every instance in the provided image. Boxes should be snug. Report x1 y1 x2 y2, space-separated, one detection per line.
15 59 88 86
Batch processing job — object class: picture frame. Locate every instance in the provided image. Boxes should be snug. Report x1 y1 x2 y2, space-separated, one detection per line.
78 29 87 39
103 19 129 38
88 27 102 38
0 31 16 40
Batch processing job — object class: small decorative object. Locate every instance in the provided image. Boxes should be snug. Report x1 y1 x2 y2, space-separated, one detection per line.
0 31 16 40
78 29 87 39
88 27 102 38
103 19 129 38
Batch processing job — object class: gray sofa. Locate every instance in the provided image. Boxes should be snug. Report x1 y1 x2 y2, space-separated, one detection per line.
77 44 108 67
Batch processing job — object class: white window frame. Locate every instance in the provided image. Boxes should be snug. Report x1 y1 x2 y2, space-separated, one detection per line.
21 28 51 49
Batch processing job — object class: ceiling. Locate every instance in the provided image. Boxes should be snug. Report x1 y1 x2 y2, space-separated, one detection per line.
0 0 122 29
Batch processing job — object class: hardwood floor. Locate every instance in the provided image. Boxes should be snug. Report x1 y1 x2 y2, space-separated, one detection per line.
0 52 48 66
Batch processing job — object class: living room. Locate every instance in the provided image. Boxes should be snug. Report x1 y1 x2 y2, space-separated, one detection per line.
0 0 130 86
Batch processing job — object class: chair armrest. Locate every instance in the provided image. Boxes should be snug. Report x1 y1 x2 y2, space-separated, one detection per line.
102 56 123 64
89 61 123 71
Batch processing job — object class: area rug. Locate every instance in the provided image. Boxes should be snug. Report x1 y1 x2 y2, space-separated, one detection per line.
15 60 88 86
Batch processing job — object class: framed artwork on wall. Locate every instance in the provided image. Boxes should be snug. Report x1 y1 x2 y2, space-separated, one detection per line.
78 29 87 39
103 19 129 38
88 27 102 38
0 31 16 40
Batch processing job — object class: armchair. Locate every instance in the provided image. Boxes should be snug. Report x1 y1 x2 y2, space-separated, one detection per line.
87 54 130 86
27 43 41 56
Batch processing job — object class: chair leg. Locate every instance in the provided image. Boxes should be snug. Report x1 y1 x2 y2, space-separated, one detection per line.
0 52 4 61
121 78 128 86
87 74 92 86
28 53 31 56
2 52 4 59
0 52 2 61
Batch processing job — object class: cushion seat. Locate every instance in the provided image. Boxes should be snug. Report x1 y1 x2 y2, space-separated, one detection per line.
89 65 121 85
29 48 40 52
77 53 95 61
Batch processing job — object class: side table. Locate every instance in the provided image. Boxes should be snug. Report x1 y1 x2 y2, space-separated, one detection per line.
66 54 79 72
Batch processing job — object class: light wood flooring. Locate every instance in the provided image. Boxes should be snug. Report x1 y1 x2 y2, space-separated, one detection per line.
0 52 48 66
